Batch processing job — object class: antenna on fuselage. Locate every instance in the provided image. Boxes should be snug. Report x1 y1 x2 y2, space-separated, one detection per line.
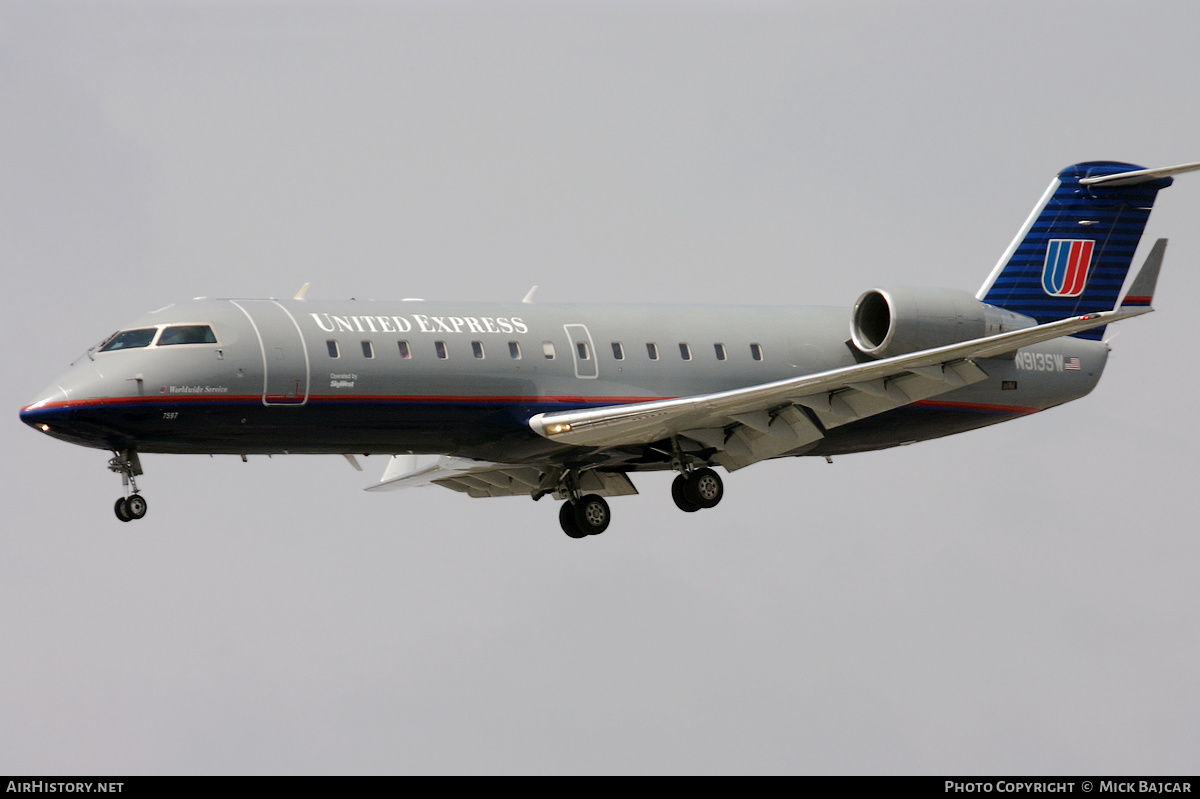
522 285 539 304
294 283 310 300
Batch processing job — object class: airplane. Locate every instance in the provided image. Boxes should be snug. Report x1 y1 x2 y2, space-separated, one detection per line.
19 160 1198 538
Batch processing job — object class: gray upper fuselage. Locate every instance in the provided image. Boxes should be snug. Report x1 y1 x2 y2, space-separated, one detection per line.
22 296 1109 462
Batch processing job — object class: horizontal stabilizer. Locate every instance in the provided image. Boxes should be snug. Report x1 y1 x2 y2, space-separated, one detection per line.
1080 161 1200 187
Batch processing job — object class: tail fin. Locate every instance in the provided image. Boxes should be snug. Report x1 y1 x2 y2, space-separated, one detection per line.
977 161 1196 339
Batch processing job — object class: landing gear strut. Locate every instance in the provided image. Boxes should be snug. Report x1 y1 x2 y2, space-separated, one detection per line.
108 449 148 522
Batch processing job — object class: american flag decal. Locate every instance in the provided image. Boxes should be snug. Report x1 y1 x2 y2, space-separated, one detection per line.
1064 357 1082 371
1042 239 1094 297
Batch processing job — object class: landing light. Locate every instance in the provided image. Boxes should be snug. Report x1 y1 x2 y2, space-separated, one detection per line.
549 423 572 434
39 424 50 432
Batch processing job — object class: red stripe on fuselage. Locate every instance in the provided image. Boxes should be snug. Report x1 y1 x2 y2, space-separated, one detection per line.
912 399 1039 415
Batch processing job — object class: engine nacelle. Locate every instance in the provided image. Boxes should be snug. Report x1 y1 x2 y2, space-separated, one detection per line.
850 287 1036 359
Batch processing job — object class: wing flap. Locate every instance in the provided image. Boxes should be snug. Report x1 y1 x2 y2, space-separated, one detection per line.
713 405 824 471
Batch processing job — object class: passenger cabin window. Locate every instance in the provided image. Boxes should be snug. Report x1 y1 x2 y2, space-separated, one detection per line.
679 343 692 361
435 341 448 359
472 341 485 359
362 340 374 358
327 340 340 358
100 328 156 352
159 325 217 346
398 340 411 359
576 341 590 360
509 342 521 359
714 343 727 361
646 342 659 360
542 341 556 359
750 343 764 361
612 342 624 360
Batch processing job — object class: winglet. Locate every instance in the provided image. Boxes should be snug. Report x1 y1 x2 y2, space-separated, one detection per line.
1119 238 1166 312
522 286 539 304
294 283 310 300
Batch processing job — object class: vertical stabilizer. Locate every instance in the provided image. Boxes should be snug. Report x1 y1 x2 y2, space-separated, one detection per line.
977 161 1177 340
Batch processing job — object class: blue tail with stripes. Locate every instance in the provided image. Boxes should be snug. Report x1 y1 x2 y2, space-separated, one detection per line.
977 161 1173 340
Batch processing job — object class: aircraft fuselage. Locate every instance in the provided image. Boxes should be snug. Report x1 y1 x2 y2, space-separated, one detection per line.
21 296 1107 464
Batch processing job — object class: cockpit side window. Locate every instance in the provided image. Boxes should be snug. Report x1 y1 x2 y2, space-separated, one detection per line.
99 328 157 351
158 325 217 346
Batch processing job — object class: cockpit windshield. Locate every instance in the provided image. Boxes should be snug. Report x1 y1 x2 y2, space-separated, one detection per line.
99 328 157 351
97 324 217 352
159 325 217 345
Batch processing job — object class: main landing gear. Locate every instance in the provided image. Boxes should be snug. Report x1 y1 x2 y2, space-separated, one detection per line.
556 466 725 539
108 449 148 522
559 494 611 538
671 467 723 513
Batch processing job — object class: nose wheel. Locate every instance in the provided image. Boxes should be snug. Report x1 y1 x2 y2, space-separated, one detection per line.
108 449 149 522
114 494 148 522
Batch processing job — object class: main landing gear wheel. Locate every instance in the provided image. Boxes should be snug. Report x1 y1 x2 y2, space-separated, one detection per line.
559 501 588 539
114 498 133 522
672 475 701 513
685 468 723 509
673 468 724 512
573 494 611 536
559 495 611 537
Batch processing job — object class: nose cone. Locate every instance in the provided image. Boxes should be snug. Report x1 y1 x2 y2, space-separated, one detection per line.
22 360 136 450
20 381 72 434
21 381 70 415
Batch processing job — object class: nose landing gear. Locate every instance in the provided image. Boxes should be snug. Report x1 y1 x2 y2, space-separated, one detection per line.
108 449 148 522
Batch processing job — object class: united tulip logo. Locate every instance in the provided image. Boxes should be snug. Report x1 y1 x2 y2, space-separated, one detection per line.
1042 239 1094 297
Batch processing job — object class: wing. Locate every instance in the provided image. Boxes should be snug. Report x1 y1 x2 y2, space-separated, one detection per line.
528 303 1152 471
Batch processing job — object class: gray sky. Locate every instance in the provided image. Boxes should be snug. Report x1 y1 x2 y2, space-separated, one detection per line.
3 0 1199 775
